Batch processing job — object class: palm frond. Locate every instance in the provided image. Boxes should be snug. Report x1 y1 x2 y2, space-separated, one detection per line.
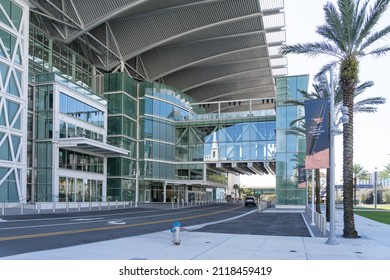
353 163 370 180
316 25 346 52
285 126 306 137
297 89 312 99
353 97 386 113
312 84 330 99
313 62 339 80
365 45 390 57
289 117 305 127
360 26 390 53
353 0 371 46
319 3 346 50
279 43 343 58
357 0 390 46
354 80 374 97
338 0 356 53
283 100 303 106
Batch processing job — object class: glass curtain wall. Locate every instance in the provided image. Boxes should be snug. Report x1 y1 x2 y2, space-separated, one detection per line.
58 176 101 203
175 119 276 163
105 73 137 201
275 75 308 206
29 24 93 88
175 118 276 184
137 81 191 202
34 84 53 201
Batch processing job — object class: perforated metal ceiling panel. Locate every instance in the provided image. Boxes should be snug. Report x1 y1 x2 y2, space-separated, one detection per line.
29 0 287 112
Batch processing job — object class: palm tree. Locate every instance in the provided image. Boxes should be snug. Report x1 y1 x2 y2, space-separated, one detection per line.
353 164 370 205
285 75 385 220
280 0 390 238
379 163 390 180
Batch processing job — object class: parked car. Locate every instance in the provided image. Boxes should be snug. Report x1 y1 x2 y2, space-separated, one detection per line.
244 196 257 206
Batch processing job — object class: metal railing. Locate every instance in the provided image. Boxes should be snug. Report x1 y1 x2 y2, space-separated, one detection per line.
305 205 327 236
0 200 228 216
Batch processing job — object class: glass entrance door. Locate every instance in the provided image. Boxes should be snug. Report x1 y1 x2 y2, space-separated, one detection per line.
145 190 151 202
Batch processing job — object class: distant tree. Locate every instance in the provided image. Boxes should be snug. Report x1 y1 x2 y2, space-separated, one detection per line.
383 190 390 204
233 184 240 201
379 163 390 181
353 164 370 205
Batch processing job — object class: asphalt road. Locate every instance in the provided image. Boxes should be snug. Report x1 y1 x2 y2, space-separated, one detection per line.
0 203 251 257
0 204 311 258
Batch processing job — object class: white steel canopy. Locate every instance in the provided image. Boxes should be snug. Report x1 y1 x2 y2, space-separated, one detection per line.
29 0 287 112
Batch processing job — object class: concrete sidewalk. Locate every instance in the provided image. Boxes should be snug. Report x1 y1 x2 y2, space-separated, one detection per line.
1 208 390 260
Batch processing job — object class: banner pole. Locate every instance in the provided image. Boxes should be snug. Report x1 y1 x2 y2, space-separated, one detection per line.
326 65 339 245
311 169 315 226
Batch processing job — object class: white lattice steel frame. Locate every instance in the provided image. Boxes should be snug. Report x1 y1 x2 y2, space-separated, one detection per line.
0 0 29 202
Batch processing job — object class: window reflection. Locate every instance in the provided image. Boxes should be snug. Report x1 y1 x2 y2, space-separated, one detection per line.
59 92 104 127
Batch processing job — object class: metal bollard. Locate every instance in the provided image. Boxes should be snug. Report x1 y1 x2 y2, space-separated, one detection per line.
170 221 182 245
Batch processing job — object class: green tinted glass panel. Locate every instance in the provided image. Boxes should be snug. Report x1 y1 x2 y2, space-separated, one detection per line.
7 70 19 96
0 8 8 27
6 100 19 123
0 28 16 58
0 1 22 29
0 104 5 125
0 137 11 160
12 114 20 129
14 44 21 65
0 62 8 84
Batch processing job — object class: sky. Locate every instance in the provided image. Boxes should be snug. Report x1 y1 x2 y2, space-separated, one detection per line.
241 0 390 186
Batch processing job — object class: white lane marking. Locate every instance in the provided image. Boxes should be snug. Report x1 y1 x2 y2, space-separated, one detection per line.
71 218 104 221
108 220 126 225
185 209 258 230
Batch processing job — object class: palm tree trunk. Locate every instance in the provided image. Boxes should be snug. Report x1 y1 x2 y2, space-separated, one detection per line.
353 177 357 206
340 57 359 238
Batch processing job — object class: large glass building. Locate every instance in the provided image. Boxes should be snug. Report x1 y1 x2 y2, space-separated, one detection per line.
0 0 308 207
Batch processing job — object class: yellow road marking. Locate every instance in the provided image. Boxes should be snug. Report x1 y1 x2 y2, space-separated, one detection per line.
0 205 243 242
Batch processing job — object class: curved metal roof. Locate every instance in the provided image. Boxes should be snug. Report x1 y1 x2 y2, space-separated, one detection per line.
30 0 287 112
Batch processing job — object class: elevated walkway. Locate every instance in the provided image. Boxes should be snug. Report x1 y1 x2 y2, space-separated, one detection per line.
175 109 276 176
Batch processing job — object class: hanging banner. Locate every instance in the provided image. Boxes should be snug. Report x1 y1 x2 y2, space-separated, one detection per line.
304 99 329 169
298 165 306 189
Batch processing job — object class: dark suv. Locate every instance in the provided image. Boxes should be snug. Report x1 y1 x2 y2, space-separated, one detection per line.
244 196 257 207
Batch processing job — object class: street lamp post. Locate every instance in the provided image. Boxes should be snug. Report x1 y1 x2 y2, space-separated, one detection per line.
326 65 338 245
311 169 315 226
134 169 140 207
326 66 349 245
